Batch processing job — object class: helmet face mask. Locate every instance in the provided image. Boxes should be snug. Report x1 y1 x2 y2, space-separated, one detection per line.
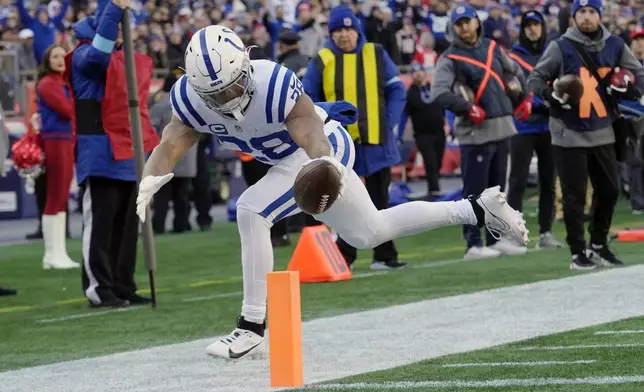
191 56 255 121
184 26 255 121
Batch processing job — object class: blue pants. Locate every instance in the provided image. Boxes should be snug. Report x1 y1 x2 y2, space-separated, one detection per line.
460 139 510 249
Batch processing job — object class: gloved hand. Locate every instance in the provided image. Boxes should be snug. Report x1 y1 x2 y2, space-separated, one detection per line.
513 96 533 121
468 104 486 125
547 79 572 110
303 156 347 198
136 173 174 222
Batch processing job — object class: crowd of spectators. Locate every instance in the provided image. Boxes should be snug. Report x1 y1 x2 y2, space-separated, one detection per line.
0 0 643 77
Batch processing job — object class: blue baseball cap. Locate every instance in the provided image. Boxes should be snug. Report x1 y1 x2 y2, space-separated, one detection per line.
410 63 423 73
451 4 478 25
523 11 544 23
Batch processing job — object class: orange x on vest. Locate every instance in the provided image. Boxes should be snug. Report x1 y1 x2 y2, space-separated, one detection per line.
507 52 534 72
447 40 505 104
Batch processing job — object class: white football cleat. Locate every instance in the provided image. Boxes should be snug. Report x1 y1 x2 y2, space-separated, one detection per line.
475 186 529 246
206 317 267 360
489 238 529 255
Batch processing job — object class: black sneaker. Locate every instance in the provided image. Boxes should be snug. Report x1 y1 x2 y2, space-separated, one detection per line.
25 231 43 240
570 252 597 271
370 260 408 270
0 287 17 296
588 244 624 267
89 297 130 308
120 293 152 305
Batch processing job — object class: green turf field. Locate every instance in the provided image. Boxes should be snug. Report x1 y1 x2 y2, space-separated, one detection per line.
300 317 644 391
1 198 644 390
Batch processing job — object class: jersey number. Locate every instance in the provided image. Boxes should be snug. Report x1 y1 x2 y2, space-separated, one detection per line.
218 130 299 160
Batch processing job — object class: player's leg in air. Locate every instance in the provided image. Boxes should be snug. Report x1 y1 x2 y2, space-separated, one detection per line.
205 116 528 360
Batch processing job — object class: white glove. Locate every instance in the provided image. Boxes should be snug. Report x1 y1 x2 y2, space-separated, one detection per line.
551 79 572 110
304 156 347 198
136 173 174 222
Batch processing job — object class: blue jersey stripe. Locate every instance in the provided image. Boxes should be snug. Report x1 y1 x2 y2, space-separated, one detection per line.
170 84 195 129
328 126 351 166
272 202 298 224
328 132 339 154
338 126 351 166
260 187 294 219
179 78 206 126
265 64 281 123
277 69 294 123
199 29 218 81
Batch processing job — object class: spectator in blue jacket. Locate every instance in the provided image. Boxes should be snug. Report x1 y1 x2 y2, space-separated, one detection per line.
507 11 562 249
303 4 407 270
15 0 69 64
68 0 159 308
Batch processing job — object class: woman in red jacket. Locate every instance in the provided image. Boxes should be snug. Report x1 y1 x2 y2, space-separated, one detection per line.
37 44 79 270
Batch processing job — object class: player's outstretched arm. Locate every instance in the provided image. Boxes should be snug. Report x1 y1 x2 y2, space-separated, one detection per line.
136 115 200 222
285 94 332 159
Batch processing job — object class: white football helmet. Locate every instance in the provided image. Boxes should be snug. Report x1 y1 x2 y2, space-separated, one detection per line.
184 25 255 121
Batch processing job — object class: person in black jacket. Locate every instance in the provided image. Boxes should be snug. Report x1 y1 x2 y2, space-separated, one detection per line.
405 63 445 199
365 6 402 64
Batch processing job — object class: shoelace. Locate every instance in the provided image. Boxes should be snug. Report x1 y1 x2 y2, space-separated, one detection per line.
222 331 244 345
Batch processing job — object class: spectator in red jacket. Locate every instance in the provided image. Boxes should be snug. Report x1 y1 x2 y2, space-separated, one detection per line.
36 44 79 270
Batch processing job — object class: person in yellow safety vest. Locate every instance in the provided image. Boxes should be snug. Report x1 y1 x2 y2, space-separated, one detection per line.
302 4 408 271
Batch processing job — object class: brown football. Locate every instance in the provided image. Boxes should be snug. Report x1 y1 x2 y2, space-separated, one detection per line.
555 74 584 105
293 159 342 215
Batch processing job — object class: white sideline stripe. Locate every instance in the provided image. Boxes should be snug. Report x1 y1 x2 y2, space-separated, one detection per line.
182 291 242 302
36 307 139 323
519 343 644 351
4 265 644 392
306 376 644 390
595 330 644 335
441 360 596 368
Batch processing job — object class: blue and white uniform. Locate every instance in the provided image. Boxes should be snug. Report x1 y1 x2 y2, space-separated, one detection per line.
171 59 354 225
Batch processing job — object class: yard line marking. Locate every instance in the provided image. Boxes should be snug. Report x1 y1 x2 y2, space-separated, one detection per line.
441 360 597 368
181 291 242 302
0 305 34 314
36 307 139 323
518 343 644 351
595 330 644 335
305 376 644 389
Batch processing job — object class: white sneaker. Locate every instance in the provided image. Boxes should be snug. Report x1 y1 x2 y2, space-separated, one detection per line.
206 325 266 360
464 246 502 259
475 186 529 246
490 238 528 255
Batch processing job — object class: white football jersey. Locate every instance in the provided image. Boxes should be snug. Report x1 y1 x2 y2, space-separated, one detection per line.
170 59 305 165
